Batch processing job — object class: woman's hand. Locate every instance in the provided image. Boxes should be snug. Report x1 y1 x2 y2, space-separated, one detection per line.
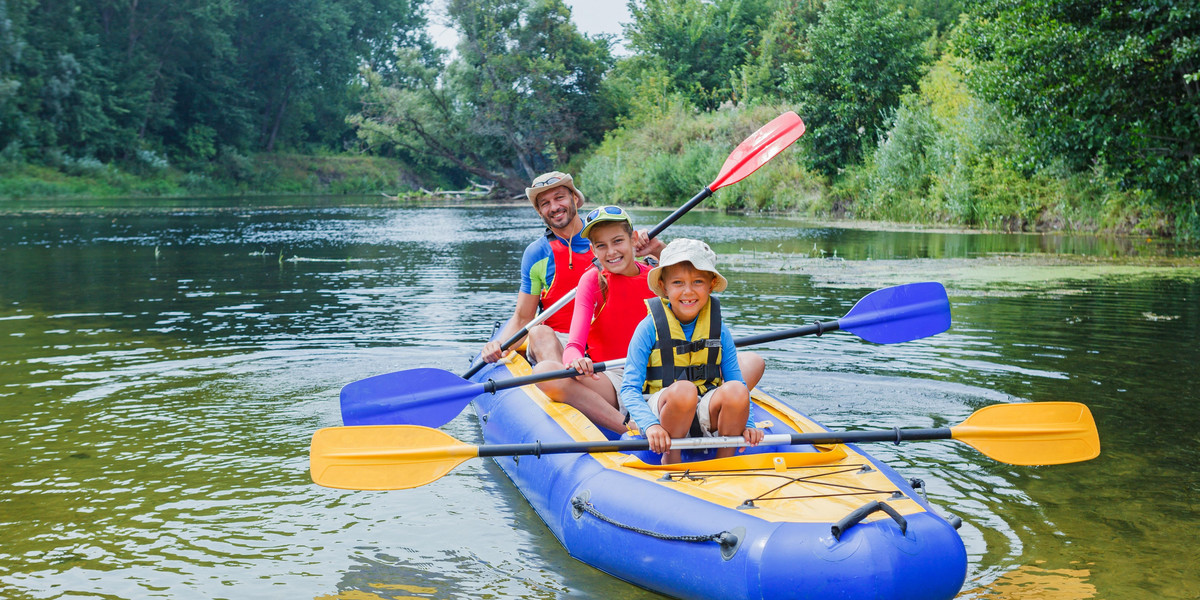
646 424 672 454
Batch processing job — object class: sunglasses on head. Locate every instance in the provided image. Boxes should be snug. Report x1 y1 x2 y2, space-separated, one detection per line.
585 206 626 223
531 176 563 188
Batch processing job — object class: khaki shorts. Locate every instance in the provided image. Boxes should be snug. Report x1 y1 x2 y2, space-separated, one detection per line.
644 387 719 437
554 330 570 348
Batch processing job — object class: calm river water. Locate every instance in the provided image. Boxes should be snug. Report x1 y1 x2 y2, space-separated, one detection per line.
1 197 1197 599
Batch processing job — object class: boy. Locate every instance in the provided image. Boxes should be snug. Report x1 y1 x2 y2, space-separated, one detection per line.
620 238 764 464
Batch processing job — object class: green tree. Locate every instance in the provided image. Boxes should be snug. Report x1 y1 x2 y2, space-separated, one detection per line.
787 0 933 175
955 0 1200 224
351 0 616 193
625 0 775 110
237 0 435 152
0 0 433 166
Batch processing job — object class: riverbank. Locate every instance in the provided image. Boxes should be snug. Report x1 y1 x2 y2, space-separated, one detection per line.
0 154 422 200
1 148 1189 244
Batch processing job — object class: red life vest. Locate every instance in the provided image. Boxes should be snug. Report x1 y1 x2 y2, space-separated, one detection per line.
539 230 594 333
585 262 656 362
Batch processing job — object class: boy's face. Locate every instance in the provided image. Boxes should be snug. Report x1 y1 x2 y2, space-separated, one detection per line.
662 262 715 323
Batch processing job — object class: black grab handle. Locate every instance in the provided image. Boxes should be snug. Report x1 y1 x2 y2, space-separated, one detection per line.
830 500 908 541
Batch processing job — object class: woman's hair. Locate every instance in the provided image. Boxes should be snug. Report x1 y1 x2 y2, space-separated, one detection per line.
585 220 635 311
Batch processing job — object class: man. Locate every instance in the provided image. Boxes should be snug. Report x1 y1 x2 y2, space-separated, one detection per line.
479 171 662 366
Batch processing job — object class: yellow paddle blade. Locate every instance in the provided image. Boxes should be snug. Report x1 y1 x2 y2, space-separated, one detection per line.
952 402 1101 466
309 425 480 490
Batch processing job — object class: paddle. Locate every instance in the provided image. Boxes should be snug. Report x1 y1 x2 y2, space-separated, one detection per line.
460 111 806 380
340 281 951 427
311 401 1101 490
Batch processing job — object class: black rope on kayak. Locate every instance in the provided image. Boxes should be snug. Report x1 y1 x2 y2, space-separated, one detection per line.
658 465 898 508
571 496 739 550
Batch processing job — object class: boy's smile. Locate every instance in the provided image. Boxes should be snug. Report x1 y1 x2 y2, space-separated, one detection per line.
662 262 715 322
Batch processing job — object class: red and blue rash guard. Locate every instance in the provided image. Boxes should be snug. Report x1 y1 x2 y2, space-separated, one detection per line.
520 223 594 333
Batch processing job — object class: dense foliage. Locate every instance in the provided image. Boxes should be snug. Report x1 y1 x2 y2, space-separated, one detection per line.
786 0 933 175
3 0 1197 238
0 0 434 167
954 0 1200 233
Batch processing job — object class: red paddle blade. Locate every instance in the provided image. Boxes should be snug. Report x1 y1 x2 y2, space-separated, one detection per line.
709 112 806 191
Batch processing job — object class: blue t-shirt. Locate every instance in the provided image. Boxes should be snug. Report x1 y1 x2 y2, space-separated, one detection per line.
518 221 592 296
620 305 750 432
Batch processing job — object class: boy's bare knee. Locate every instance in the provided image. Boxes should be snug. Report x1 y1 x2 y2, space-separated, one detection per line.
662 381 699 410
713 381 749 407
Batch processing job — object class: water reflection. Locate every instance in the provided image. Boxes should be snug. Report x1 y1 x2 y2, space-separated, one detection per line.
1 200 1198 599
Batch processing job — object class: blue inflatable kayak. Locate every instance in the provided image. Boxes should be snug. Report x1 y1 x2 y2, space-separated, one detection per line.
467 351 968 600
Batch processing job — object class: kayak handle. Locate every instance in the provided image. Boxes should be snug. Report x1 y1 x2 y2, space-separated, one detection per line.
830 500 908 541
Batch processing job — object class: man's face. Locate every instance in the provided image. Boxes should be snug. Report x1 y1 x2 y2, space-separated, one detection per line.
534 187 578 230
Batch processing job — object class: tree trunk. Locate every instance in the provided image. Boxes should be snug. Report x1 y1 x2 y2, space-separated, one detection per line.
265 84 291 152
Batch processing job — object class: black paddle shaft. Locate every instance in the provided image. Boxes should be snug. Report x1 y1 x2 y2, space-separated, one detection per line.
474 427 955 459
475 320 843 396
734 319 842 347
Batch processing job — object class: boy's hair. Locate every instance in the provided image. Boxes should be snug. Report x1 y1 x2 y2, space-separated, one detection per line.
646 238 728 297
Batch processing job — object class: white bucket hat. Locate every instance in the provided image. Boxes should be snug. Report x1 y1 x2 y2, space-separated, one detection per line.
525 171 585 207
646 238 729 297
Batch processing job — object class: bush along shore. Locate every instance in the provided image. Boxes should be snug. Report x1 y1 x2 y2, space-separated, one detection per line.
2 98 1188 242
577 99 1183 240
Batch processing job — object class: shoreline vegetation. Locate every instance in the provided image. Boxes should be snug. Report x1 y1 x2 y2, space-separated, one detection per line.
3 1 1195 239
0 102 1182 242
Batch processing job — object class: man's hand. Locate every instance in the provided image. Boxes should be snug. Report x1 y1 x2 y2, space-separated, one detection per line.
480 340 511 363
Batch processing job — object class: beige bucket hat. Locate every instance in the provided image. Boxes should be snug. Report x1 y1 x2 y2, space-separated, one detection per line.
646 238 729 297
525 171 585 206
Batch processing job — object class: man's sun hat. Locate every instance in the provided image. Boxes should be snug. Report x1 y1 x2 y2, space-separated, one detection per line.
581 205 633 238
526 171 585 206
646 238 729 297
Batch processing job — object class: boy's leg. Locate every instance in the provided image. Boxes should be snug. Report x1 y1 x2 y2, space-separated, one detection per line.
656 381 700 464
707 381 751 459
533 360 627 434
737 351 765 391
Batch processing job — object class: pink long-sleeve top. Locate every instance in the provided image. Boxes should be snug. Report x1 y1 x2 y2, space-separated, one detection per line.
561 262 654 365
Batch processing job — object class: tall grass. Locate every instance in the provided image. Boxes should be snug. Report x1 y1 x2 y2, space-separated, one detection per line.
579 103 827 213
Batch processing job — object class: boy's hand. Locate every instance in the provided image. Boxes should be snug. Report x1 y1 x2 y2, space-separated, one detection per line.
742 428 764 447
646 424 672 454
